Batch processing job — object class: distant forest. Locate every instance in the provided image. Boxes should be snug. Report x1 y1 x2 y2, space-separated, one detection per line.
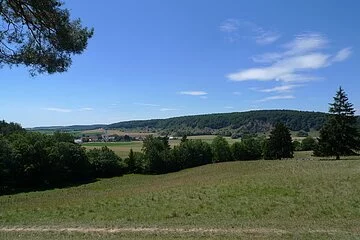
31 110 360 137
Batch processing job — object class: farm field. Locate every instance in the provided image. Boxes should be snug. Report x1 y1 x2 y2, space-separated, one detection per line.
82 135 241 158
1 156 360 239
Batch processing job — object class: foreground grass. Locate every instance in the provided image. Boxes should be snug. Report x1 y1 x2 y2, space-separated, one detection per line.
1 159 360 239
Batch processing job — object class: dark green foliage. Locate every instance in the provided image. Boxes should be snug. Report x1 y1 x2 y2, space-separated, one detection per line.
125 149 146 174
315 87 360 159
125 149 136 173
142 135 171 174
231 136 263 160
301 137 316 151
172 139 213 170
47 142 90 184
53 131 74 143
293 140 302 151
87 147 125 178
264 123 293 160
0 129 93 193
211 136 233 162
0 120 25 135
0 0 94 75
0 120 130 194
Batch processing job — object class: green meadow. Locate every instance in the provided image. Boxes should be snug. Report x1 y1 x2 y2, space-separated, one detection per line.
82 135 241 158
1 153 360 239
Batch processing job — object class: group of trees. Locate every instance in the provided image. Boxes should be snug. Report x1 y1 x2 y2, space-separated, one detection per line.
131 134 279 174
0 122 127 194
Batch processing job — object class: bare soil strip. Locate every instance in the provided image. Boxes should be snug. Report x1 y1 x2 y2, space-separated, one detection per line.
0 226 355 235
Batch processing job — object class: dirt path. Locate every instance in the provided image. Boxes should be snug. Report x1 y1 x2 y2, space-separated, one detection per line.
0 226 355 235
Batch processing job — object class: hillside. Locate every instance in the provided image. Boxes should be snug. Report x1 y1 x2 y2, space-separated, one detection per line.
1 158 360 239
32 110 333 135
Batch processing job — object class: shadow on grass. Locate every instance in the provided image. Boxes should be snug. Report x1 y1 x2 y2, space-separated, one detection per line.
0 178 99 196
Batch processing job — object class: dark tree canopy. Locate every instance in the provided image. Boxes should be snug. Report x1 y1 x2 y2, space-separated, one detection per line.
315 87 360 159
0 0 93 75
264 123 293 160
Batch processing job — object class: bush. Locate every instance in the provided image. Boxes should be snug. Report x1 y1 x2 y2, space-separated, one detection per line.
211 136 233 162
231 137 262 160
301 136 316 151
87 147 126 178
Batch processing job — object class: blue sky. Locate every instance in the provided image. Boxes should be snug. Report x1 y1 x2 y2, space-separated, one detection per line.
1 0 360 127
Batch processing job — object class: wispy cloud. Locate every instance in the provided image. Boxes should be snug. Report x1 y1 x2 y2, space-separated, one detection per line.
219 19 239 33
256 95 295 102
224 106 234 109
43 107 94 113
254 84 303 93
232 91 242 95
43 107 72 113
134 102 160 107
228 33 351 83
220 19 280 45
160 108 177 112
79 107 93 111
179 91 208 96
332 47 352 62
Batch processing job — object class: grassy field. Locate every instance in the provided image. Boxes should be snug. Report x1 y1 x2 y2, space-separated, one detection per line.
82 142 143 158
1 153 360 239
82 135 241 158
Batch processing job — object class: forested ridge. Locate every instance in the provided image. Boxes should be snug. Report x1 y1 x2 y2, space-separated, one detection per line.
32 110 359 135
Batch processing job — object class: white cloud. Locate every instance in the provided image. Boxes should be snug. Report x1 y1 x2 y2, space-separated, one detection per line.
134 102 160 107
256 95 295 102
224 106 234 109
220 19 280 45
228 53 330 82
255 84 303 93
232 91 242 95
256 32 281 45
179 91 208 96
160 108 177 112
43 108 72 113
284 33 328 55
228 33 350 83
332 47 352 62
252 33 328 63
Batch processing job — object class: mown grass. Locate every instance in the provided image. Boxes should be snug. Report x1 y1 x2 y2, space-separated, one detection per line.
1 157 360 239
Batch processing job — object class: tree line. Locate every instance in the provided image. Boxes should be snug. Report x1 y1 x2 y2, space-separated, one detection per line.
0 122 127 194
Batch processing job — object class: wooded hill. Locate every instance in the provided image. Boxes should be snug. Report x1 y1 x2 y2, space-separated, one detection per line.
31 110 357 137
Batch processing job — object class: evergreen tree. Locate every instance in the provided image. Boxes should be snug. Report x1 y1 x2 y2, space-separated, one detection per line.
264 123 293 159
315 87 360 159
126 149 136 173
0 0 94 75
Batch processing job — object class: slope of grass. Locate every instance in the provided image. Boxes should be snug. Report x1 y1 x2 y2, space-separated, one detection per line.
1 159 360 239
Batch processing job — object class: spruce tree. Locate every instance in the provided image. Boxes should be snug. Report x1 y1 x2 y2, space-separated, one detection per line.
315 87 360 159
264 123 293 160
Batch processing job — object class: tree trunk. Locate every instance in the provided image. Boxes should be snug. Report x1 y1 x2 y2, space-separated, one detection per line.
336 154 340 160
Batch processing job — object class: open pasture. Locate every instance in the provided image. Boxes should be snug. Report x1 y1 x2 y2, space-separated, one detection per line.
1 158 360 239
